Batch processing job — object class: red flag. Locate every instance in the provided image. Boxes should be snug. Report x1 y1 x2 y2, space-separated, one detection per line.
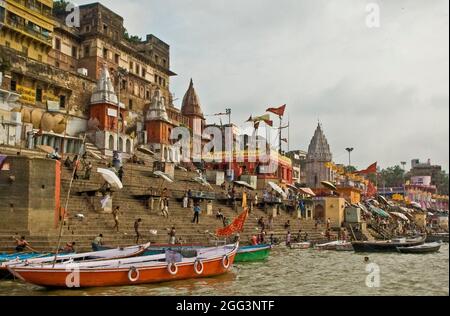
366 181 378 198
356 162 377 175
216 209 249 237
266 104 286 117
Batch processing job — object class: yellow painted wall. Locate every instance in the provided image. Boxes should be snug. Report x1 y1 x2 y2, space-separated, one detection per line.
324 197 346 228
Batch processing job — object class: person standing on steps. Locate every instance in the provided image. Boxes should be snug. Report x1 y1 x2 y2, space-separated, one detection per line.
161 198 170 218
84 162 92 180
134 218 142 244
192 203 201 224
168 226 176 245
118 166 124 183
182 191 189 208
112 206 120 232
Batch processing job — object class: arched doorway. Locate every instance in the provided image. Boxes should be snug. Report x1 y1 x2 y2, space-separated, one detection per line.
119 137 124 152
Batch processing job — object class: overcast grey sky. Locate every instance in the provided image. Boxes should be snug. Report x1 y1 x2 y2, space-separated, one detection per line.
75 0 449 171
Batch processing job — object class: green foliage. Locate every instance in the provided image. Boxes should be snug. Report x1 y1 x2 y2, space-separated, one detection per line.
344 166 357 173
53 0 70 16
124 29 142 44
433 171 449 195
379 165 405 187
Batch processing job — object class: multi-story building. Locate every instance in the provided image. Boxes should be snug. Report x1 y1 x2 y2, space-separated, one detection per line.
286 149 307 185
0 0 54 63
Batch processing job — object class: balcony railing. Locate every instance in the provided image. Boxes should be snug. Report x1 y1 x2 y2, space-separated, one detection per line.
6 18 52 44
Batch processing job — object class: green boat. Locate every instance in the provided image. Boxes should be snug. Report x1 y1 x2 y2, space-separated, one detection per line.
234 244 272 262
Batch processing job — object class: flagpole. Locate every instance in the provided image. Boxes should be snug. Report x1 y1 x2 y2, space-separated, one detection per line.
278 115 282 155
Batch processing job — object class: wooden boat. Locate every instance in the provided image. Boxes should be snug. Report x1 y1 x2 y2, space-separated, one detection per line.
315 241 351 251
2 243 150 269
8 243 238 288
289 242 311 250
234 244 272 262
352 236 426 253
426 233 449 243
397 242 442 254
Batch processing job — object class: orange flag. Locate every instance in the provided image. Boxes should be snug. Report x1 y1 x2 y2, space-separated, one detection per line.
266 104 286 117
356 162 377 175
216 208 249 237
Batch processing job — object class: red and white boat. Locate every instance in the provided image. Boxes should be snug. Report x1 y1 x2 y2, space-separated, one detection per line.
8 243 238 288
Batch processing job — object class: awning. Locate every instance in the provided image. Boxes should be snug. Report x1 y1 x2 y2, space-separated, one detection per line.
369 205 390 218
299 187 316 197
97 168 123 189
390 212 410 222
268 181 287 198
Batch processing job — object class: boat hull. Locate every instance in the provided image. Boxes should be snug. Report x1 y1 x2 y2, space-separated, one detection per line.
9 246 237 288
397 243 442 254
426 234 449 243
352 237 426 253
234 245 271 262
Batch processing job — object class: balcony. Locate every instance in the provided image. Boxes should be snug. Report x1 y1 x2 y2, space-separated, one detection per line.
5 17 52 45
9 0 53 19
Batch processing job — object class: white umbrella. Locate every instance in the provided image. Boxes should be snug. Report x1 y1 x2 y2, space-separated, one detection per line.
390 212 410 222
194 176 212 188
268 182 287 198
234 181 254 190
97 168 123 189
153 171 173 183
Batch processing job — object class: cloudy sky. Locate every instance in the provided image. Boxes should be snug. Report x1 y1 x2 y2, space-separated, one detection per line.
74 0 449 171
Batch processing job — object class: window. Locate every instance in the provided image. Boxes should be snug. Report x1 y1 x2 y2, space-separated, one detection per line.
103 24 108 34
5 41 10 48
114 53 120 64
36 88 42 102
109 135 114 150
84 45 90 57
135 64 139 74
55 38 61 51
129 61 133 71
163 59 167 67
38 55 42 62
141 68 146 77
55 61 60 68
129 99 133 110
84 25 91 32
146 90 150 100
155 55 159 64
103 48 108 59
22 46 28 56
72 46 78 58
59 95 66 108
126 139 131 154
154 74 157 83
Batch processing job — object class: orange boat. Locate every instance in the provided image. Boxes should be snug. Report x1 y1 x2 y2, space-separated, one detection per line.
8 243 238 288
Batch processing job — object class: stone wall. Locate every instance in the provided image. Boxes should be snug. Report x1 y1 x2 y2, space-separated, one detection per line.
0 156 58 235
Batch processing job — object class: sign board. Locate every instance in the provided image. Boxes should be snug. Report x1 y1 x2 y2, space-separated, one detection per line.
47 100 60 112
107 108 118 117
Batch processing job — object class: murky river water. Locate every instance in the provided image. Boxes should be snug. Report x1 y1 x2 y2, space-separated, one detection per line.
1 244 448 296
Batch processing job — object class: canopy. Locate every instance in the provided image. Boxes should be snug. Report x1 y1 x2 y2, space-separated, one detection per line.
153 171 173 183
321 181 337 192
369 205 390 218
267 181 287 198
390 212 410 222
299 187 316 197
175 165 188 172
378 195 389 205
234 181 254 190
97 168 123 189
358 203 371 215
286 184 299 191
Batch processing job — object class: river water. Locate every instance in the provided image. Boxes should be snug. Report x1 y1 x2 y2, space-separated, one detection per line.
0 244 448 296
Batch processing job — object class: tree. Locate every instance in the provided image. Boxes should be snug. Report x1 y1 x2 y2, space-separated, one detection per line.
124 29 142 44
379 165 405 187
344 166 357 174
433 171 449 195
53 0 70 16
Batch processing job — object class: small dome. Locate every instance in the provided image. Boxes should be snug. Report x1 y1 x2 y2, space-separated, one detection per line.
181 79 204 118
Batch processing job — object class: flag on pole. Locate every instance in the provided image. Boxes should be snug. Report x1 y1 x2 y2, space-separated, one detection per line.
216 208 249 237
266 104 286 117
366 181 378 197
356 162 378 175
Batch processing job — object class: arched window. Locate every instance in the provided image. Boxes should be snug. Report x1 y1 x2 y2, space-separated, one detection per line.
109 135 114 150
164 147 169 162
119 137 124 152
126 139 131 153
